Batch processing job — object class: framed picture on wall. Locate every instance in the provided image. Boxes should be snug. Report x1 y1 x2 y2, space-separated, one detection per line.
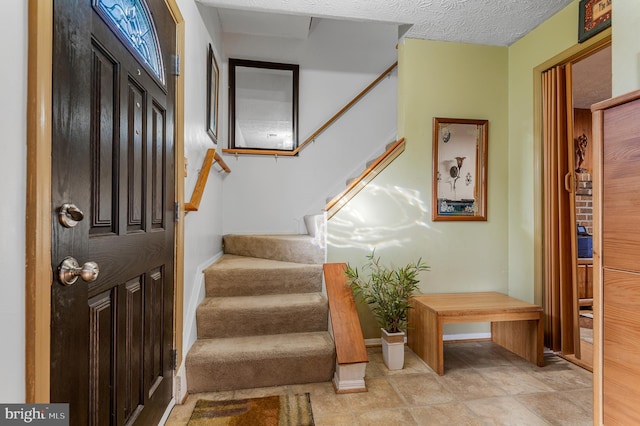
578 0 612 43
432 117 488 221
206 44 219 143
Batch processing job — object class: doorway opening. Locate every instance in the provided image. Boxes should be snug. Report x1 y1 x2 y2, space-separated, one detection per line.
541 41 611 371
566 44 611 370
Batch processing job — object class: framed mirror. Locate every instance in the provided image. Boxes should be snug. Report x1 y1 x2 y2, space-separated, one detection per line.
432 117 488 221
228 58 299 151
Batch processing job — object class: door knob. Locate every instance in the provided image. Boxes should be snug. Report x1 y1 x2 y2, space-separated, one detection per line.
58 203 85 228
58 256 100 286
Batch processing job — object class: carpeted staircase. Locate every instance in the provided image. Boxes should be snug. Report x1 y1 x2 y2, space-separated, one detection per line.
185 234 336 393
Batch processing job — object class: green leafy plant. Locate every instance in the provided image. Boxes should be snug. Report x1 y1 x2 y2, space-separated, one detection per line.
345 251 429 334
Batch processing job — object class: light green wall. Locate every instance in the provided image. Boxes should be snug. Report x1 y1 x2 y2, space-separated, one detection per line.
507 0 613 304
328 39 509 339
507 1 580 304
612 0 640 95
327 0 626 340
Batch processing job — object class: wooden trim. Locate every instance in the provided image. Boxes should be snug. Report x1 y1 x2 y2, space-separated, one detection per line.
325 138 405 218
591 107 604 426
565 62 580 359
222 61 398 157
323 263 369 365
25 0 53 403
165 0 186 373
184 149 230 212
222 148 298 156
591 89 640 111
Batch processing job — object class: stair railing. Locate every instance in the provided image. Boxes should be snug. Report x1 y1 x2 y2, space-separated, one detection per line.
325 138 406 218
323 263 369 393
222 61 398 157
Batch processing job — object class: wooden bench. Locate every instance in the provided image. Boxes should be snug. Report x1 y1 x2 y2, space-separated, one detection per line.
323 263 369 393
407 292 544 375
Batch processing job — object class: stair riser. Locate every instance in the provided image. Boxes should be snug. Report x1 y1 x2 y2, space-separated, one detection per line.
197 304 328 339
186 354 335 393
223 235 324 264
204 268 322 297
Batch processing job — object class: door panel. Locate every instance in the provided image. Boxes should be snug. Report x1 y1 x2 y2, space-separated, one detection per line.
602 101 640 271
51 1 176 424
603 268 640 424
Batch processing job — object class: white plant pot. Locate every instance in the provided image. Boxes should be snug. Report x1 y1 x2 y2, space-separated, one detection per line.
381 328 405 370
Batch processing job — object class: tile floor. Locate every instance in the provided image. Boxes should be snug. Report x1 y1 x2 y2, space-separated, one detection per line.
166 341 593 425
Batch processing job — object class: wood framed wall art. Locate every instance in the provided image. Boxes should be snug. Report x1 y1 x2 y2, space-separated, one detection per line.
206 43 219 143
578 0 612 43
432 117 488 221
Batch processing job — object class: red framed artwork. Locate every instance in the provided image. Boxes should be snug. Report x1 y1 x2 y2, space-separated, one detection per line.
578 0 612 43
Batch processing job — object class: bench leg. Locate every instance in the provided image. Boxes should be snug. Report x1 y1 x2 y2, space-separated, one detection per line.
491 318 544 367
408 303 443 375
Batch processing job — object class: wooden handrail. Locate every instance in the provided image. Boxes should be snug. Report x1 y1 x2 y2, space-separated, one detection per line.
184 148 230 212
295 61 398 153
214 151 231 173
325 138 406 218
324 263 369 366
222 61 398 157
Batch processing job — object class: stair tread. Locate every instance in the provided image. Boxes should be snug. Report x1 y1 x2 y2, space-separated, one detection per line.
188 331 334 360
200 292 326 310
204 254 323 297
223 234 325 264
207 254 323 270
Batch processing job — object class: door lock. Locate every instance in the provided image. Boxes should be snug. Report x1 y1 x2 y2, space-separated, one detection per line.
58 256 99 286
58 203 85 228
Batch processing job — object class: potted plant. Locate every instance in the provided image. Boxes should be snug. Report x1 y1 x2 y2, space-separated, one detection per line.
345 251 429 370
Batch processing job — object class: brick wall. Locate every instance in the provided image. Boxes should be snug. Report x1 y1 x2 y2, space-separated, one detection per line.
576 172 592 235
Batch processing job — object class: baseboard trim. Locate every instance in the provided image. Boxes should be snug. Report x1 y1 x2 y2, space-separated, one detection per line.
183 252 223 355
332 362 367 394
443 332 492 342
365 332 492 347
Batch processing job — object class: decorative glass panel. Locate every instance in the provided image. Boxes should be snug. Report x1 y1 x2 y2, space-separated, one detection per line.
95 0 165 84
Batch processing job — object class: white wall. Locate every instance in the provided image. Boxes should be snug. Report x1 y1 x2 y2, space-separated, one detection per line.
220 19 399 234
612 0 640 96
0 0 27 403
177 0 226 355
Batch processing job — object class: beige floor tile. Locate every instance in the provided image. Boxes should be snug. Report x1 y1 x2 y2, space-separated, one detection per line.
354 408 418 425
445 341 516 370
313 413 357 425
464 396 550 425
346 377 404 411
411 403 484 426
388 373 456 406
517 392 592 425
562 389 593 413
477 366 555 395
436 368 507 400
166 343 594 425
297 383 351 418
527 365 593 392
365 346 432 378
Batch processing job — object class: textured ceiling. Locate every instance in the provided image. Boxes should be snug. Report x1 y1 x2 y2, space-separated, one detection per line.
572 46 612 109
197 0 574 46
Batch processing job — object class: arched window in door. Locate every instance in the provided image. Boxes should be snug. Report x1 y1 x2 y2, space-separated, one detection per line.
94 0 166 85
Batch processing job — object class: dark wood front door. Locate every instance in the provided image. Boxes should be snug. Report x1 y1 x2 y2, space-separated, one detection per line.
50 1 176 424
